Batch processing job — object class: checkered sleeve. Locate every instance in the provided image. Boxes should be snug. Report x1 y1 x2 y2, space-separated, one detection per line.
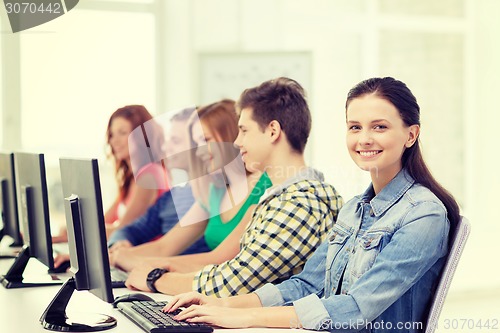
193 190 326 297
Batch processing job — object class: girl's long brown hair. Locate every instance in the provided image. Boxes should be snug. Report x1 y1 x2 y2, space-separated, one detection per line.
187 99 239 205
106 105 165 200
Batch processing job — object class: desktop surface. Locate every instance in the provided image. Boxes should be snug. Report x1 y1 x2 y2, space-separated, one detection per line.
0 259 309 333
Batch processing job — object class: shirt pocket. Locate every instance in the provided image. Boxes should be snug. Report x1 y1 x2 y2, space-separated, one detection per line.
350 231 387 279
325 224 351 272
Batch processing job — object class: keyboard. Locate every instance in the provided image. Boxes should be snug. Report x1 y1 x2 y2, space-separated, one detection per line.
110 267 128 288
116 300 213 333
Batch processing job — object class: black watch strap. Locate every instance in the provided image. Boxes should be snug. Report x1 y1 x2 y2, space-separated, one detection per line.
146 268 168 293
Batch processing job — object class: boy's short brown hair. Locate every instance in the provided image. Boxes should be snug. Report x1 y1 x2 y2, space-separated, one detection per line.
236 77 311 153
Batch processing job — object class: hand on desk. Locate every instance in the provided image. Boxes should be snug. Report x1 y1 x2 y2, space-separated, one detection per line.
125 264 154 291
54 253 71 271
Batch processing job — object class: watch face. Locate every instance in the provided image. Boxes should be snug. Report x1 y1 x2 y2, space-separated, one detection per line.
148 268 165 281
147 268 167 292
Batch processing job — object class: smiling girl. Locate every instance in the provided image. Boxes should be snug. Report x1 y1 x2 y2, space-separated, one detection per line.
163 77 461 333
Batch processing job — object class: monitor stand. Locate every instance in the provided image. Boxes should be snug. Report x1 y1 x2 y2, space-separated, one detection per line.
0 245 63 288
40 277 117 332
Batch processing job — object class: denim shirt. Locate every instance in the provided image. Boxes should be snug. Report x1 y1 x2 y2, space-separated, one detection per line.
255 169 450 332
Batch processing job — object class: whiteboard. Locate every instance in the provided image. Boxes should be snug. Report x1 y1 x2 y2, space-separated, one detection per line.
198 52 312 104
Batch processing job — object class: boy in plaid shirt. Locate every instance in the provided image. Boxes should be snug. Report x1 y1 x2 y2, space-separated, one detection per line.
126 77 343 296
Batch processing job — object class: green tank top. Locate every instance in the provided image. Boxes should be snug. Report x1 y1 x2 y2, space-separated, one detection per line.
203 172 272 250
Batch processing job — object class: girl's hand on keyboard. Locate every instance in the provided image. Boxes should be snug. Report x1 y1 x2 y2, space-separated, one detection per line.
162 292 222 313
173 305 253 329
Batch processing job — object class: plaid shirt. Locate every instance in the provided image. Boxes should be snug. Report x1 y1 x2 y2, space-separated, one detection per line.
193 169 343 296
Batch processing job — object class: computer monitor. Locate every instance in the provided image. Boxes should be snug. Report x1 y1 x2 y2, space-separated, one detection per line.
0 153 63 288
0 152 23 256
40 158 116 331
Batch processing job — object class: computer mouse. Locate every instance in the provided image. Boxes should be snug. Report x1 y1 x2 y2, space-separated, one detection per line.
49 260 71 274
112 293 155 308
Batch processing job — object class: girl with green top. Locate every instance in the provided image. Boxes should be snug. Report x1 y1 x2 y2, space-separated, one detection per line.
203 172 272 250
111 100 272 273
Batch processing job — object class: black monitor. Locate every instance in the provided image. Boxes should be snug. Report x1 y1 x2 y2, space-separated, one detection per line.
40 158 116 331
0 152 23 257
0 152 63 288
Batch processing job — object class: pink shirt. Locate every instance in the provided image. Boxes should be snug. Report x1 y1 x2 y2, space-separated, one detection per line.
107 163 169 224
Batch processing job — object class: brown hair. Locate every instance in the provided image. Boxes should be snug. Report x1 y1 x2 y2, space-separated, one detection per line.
236 77 311 153
187 99 239 203
106 105 165 200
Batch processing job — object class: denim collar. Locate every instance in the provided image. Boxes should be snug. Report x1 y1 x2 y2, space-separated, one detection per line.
358 168 415 217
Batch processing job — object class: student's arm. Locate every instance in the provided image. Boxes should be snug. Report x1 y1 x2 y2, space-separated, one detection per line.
154 242 328 308
129 194 325 296
109 182 158 232
134 202 208 256
107 199 163 248
156 205 256 273
112 222 207 272
112 202 208 271
278 202 450 331
162 203 450 330
294 202 449 329
163 291 299 329
174 305 299 329
191 196 325 297
164 291 262 312
104 198 120 224
162 242 329 312
107 188 183 248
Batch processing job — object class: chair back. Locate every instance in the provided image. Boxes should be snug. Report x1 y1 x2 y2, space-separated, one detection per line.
425 216 471 333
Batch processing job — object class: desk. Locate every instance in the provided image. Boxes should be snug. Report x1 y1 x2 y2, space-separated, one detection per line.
0 259 307 333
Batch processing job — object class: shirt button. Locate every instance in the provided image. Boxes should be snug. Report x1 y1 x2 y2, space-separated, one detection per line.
369 208 374 216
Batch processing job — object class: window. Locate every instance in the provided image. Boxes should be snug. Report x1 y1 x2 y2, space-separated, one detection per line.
19 6 156 223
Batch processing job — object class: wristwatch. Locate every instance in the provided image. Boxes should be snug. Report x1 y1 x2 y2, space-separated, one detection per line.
146 268 168 293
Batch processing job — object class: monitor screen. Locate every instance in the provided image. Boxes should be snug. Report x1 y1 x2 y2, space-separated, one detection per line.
0 153 64 288
39 158 116 331
14 152 55 269
60 157 114 302
0 152 23 248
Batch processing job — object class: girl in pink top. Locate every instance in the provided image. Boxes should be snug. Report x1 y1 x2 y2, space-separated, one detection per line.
52 105 169 244
104 105 169 237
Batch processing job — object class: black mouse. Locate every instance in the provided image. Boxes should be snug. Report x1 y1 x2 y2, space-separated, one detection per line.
112 293 154 308
49 260 71 274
